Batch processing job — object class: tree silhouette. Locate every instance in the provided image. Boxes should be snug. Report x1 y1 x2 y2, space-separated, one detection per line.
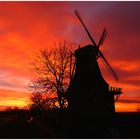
30 41 76 109
29 92 46 111
29 92 59 110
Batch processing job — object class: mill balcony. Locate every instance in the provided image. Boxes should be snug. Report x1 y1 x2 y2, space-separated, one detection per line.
109 86 122 95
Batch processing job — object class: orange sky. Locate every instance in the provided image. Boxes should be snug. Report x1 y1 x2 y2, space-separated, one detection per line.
0 1 140 112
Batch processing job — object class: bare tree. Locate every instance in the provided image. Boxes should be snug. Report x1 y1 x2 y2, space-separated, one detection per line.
29 92 46 111
29 92 59 110
30 41 76 109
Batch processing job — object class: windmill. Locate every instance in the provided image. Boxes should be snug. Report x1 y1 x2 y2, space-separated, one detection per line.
66 10 122 121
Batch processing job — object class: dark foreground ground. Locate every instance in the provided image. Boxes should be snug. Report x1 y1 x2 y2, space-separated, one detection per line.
0 110 140 138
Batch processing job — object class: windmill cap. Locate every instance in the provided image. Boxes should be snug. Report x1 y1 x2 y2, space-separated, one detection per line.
74 44 97 56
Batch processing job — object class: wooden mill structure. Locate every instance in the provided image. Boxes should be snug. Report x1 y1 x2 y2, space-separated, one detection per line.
66 10 122 122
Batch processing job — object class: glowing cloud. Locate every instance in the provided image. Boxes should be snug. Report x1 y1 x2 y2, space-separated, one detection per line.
0 2 140 111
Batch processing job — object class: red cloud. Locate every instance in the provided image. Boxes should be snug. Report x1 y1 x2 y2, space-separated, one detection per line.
0 1 140 111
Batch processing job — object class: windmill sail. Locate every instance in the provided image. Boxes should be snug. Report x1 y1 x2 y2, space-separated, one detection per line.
74 9 119 82
74 10 97 46
97 28 107 48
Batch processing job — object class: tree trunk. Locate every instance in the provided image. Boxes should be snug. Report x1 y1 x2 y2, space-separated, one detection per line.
57 91 63 110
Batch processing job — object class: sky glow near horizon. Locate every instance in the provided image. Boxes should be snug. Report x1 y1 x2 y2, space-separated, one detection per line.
0 1 140 112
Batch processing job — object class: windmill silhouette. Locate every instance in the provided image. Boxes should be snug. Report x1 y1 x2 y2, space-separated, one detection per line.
66 10 122 124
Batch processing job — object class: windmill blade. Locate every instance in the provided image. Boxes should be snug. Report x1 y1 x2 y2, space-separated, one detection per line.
75 10 119 81
74 10 97 46
99 51 119 81
97 28 107 48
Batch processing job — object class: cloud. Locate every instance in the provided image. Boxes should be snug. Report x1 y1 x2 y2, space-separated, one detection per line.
0 69 31 94
0 88 30 109
118 99 140 104
0 1 139 111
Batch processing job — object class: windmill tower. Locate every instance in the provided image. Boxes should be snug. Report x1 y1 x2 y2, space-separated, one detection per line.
66 10 122 122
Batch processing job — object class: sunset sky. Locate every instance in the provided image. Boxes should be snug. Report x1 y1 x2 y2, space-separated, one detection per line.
0 1 140 112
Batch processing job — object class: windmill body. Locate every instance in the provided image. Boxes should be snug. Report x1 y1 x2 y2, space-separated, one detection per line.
66 45 115 121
